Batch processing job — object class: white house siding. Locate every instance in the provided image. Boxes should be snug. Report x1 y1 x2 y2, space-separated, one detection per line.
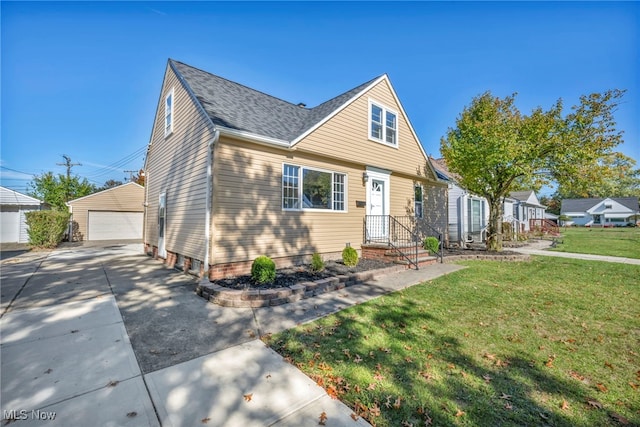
447 184 465 244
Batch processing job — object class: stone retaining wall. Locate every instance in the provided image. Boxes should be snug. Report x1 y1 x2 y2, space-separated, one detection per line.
197 264 406 308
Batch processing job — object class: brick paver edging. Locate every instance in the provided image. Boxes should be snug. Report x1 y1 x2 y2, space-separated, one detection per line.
196 264 406 308
443 254 530 263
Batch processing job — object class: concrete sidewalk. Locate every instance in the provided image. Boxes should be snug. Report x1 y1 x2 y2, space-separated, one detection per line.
514 239 640 265
1 243 464 426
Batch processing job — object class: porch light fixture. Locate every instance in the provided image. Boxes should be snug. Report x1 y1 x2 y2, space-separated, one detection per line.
362 172 369 184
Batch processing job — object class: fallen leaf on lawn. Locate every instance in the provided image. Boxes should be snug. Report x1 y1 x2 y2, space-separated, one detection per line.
200 417 210 423
447 363 456 370
586 398 603 409
401 421 414 427
367 383 376 390
569 370 585 381
319 411 327 425
384 396 392 408
455 409 465 417
560 399 569 410
483 352 496 360
499 393 512 400
596 383 608 393
369 404 381 417
405 356 413 363
373 372 385 381
545 355 556 368
504 402 513 410
243 393 253 402
482 374 492 383
539 412 549 420
394 396 402 409
629 382 638 390
604 361 613 369
354 355 363 363
350 413 359 421
354 385 361 393
609 412 630 425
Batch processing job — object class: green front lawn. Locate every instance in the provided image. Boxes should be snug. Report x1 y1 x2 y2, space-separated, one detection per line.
265 258 640 426
552 227 640 259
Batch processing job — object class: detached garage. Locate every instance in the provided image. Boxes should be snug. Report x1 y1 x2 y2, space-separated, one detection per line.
0 186 43 243
67 182 144 241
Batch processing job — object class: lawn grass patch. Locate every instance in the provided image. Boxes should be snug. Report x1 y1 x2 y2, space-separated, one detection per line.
552 227 640 259
264 257 640 426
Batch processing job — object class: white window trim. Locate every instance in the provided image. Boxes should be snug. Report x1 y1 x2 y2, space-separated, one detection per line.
281 163 348 213
368 98 399 148
164 88 174 137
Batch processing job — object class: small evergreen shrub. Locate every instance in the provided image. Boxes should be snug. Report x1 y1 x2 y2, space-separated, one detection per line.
251 255 276 285
310 253 325 273
423 236 440 254
25 210 70 248
342 246 359 267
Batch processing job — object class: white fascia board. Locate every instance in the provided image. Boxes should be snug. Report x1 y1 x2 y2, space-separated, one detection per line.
218 127 291 149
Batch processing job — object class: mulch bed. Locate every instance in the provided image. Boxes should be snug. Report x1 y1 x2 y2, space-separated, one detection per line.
215 259 394 290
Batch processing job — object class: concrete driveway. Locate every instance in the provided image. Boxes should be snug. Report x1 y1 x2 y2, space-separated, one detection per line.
1 241 463 426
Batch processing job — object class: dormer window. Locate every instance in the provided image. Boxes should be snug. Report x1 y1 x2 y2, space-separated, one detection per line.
164 89 174 137
369 100 398 147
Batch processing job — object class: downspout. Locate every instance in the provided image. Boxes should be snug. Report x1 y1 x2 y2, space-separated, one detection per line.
204 129 220 278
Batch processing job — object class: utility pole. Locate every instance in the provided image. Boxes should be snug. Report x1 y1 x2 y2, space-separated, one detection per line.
56 155 81 203
123 170 137 182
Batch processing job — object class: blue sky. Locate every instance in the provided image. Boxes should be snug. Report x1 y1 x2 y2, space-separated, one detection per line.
1 1 638 195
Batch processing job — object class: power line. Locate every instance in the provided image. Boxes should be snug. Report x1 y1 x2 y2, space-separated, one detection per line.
83 145 147 179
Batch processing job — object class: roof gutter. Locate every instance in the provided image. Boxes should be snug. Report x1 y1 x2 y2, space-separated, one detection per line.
204 129 220 278
217 127 291 149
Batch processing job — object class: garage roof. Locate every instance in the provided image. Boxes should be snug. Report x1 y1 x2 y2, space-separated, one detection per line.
0 186 42 206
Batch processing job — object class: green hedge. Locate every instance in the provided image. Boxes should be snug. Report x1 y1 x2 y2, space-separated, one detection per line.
25 210 70 248
342 246 359 267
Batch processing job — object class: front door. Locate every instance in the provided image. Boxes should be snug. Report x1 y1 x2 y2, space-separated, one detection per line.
158 192 166 258
367 175 389 241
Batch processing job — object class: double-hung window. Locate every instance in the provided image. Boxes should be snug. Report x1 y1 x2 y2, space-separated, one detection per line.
164 89 174 137
369 100 397 146
414 185 423 219
282 164 346 212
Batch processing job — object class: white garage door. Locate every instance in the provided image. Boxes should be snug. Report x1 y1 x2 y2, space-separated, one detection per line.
1 208 20 243
87 211 143 241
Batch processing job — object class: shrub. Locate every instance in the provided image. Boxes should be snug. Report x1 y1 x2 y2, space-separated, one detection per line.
342 246 359 267
25 210 70 248
251 255 276 285
310 253 325 273
423 236 440 254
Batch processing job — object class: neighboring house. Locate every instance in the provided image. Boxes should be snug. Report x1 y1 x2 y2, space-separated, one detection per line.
430 158 488 246
508 191 547 232
143 59 447 278
67 182 144 241
0 186 43 243
561 197 639 227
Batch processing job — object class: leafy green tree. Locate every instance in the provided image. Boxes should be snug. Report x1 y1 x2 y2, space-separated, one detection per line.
28 172 96 210
555 152 640 199
441 90 624 251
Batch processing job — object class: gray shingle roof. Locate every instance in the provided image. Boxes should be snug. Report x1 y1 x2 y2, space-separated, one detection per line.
561 197 639 213
170 60 380 142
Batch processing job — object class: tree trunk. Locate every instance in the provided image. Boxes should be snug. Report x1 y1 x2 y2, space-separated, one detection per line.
486 199 503 252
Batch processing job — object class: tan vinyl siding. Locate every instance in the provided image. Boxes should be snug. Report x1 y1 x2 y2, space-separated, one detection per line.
294 79 434 180
144 65 214 261
68 183 144 241
212 137 367 264
211 137 432 265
